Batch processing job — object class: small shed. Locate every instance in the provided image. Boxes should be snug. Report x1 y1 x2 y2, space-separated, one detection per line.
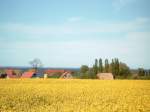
97 73 114 80
60 72 73 79
44 74 48 79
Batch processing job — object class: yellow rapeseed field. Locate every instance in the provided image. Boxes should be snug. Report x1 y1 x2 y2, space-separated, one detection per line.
0 79 150 112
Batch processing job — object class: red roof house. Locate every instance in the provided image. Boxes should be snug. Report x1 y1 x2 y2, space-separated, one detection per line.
44 69 72 76
6 69 18 78
21 72 36 78
44 70 65 76
60 72 73 79
45 70 65 73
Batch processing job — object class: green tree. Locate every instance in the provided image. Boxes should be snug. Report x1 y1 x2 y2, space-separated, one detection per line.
111 59 115 75
29 58 43 73
88 68 95 79
92 59 98 78
80 65 89 74
110 58 121 78
80 65 90 79
0 69 5 74
138 68 145 76
119 62 130 78
104 59 109 72
114 58 120 76
93 59 98 74
99 58 103 73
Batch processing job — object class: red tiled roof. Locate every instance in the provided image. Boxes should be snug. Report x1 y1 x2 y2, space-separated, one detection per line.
6 69 18 78
44 69 71 76
21 72 35 78
45 70 65 73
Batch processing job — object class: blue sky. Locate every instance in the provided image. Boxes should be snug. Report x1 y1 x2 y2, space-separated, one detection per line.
0 0 150 68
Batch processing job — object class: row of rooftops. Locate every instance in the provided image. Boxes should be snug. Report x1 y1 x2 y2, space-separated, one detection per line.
0 69 72 78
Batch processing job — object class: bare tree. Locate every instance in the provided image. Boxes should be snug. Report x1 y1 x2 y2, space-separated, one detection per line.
29 58 43 72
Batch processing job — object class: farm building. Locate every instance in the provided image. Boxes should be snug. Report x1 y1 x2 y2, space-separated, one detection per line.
44 73 48 78
44 69 71 78
97 73 114 80
60 72 73 79
21 71 36 78
44 69 65 75
36 70 44 78
21 71 43 78
6 69 20 78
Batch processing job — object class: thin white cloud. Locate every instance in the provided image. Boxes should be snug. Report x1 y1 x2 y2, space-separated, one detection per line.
67 17 83 22
0 31 149 68
136 17 149 23
0 17 149 36
112 0 136 11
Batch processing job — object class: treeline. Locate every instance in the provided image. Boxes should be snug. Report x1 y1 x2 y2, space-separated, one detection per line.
136 68 150 79
79 58 130 79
